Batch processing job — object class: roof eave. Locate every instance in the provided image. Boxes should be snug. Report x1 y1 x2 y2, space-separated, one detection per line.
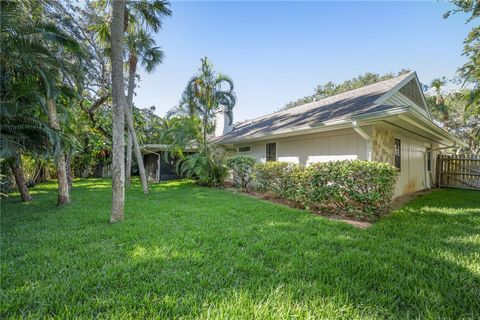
216 106 411 145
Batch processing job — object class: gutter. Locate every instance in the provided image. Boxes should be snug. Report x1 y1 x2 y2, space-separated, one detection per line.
351 119 372 161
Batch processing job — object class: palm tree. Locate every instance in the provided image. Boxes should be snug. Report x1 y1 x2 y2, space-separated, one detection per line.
91 0 171 192
180 57 236 157
430 77 450 129
124 29 165 190
0 0 75 204
110 0 127 223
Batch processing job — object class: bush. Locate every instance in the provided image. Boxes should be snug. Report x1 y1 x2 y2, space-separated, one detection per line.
252 160 398 220
177 153 227 187
225 156 256 189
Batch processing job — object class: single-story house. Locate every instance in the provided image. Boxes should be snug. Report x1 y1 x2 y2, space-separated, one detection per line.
142 71 465 197
212 71 466 197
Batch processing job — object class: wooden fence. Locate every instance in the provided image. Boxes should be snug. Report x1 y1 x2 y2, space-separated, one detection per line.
436 154 480 190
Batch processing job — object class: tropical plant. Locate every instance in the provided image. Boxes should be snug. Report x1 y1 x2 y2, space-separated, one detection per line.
177 148 228 187
225 156 256 190
179 57 236 156
429 77 451 129
0 0 78 203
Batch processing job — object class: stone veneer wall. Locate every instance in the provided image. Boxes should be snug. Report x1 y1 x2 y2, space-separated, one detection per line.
372 126 395 165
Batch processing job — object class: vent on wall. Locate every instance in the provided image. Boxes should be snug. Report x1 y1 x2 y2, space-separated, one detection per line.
399 79 425 109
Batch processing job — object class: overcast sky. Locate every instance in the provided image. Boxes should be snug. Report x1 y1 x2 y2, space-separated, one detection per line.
133 1 472 122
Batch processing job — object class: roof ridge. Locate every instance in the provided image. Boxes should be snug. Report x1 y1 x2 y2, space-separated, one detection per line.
233 71 413 129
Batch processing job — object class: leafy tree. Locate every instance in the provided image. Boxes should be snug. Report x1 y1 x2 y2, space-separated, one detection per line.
444 1 480 115
280 70 410 111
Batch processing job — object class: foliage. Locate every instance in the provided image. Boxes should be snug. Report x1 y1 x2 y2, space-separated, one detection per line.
225 156 256 189
425 88 480 155
280 70 410 111
177 148 227 187
173 57 236 155
1 180 479 318
252 160 398 220
444 1 480 116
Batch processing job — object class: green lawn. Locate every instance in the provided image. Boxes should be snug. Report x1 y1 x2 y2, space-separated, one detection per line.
1 180 479 319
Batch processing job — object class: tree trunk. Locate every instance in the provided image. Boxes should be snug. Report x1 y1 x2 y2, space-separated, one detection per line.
125 54 136 186
66 154 73 191
47 98 71 206
10 156 32 202
125 53 149 193
110 0 126 223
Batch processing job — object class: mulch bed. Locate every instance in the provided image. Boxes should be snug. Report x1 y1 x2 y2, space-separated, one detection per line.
222 186 372 229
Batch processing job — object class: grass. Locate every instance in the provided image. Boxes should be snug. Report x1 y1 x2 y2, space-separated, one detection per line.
1 179 479 319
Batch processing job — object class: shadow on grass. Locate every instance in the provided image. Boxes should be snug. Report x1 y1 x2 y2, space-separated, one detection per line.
1 181 479 318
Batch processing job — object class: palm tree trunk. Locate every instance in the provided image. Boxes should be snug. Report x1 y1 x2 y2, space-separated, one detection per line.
10 155 32 202
47 98 71 205
110 0 126 223
66 154 73 191
125 54 149 193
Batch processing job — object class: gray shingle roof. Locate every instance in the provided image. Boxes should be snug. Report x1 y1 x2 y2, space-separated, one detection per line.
215 72 411 144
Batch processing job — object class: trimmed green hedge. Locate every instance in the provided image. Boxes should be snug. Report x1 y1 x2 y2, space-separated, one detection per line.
252 160 398 220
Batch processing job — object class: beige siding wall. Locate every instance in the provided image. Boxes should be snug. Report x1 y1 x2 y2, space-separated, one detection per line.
233 128 368 165
372 125 433 197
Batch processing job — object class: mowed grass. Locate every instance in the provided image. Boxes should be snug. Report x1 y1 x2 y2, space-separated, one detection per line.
1 179 479 319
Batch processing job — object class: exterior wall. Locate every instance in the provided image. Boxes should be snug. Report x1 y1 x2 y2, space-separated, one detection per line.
372 125 433 197
233 128 368 166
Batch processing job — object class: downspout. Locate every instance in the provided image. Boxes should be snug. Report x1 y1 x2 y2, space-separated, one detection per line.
352 119 372 161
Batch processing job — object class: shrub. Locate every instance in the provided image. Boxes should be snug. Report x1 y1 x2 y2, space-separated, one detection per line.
252 160 398 220
177 153 227 187
225 156 256 189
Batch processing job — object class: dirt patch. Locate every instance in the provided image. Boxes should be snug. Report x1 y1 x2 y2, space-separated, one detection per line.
223 188 372 229
391 189 432 210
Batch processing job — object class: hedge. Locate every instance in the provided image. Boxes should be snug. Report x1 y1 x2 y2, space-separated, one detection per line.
251 160 398 220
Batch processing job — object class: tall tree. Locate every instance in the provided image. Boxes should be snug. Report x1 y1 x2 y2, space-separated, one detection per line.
0 0 74 203
91 0 171 191
110 0 126 223
124 29 166 190
179 57 236 157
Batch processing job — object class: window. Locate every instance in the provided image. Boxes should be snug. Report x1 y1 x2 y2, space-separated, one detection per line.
238 146 251 153
266 143 276 162
426 148 432 172
394 138 401 170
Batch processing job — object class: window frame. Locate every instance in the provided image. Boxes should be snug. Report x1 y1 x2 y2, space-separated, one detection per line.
394 138 401 171
238 146 251 153
426 147 432 172
265 142 277 162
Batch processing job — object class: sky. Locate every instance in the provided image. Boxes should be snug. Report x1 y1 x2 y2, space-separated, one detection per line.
134 1 472 123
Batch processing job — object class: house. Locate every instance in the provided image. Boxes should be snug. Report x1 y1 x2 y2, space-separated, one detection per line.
213 71 466 197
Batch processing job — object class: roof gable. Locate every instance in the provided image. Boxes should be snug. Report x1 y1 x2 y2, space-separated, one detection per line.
375 72 432 120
